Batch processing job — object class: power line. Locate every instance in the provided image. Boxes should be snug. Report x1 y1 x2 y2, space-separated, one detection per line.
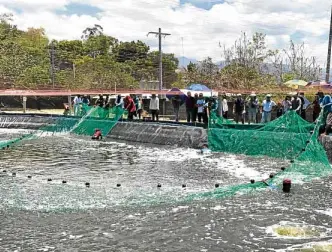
147 28 171 90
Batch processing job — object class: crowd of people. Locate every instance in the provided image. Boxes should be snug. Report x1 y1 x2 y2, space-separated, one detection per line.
69 91 328 127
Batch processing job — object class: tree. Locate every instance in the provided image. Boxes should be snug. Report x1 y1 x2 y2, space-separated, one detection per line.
81 24 103 40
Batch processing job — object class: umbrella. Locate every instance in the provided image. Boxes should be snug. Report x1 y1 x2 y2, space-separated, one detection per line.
166 88 186 105
186 83 211 92
284 80 308 89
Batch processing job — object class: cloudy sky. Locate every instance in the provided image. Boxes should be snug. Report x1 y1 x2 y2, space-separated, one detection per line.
0 0 331 65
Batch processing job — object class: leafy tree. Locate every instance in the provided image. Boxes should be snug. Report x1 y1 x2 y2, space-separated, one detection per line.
81 24 103 40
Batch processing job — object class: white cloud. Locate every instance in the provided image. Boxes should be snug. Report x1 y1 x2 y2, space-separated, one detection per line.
0 0 331 65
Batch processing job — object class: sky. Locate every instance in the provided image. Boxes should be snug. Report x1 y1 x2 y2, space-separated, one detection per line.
0 0 331 65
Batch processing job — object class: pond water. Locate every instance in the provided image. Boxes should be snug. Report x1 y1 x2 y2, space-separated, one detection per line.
1 128 332 251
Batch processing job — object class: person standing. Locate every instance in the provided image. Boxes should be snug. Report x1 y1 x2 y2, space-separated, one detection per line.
95 94 104 107
247 93 259 124
282 96 292 114
291 93 302 114
72 95 82 116
261 94 276 123
221 94 228 119
149 94 159 121
125 96 136 121
136 97 143 120
196 93 206 123
233 94 245 124
193 93 199 122
312 94 321 122
172 95 182 122
103 95 110 118
185 92 196 123
115 95 124 109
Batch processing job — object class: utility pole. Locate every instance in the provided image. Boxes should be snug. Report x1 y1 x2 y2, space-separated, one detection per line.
326 5 332 82
147 28 171 90
50 41 55 88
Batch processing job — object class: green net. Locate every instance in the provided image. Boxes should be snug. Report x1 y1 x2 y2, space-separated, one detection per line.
0 105 125 150
208 111 314 159
186 109 332 201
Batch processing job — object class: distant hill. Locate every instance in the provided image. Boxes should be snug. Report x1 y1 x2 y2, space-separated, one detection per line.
177 57 198 68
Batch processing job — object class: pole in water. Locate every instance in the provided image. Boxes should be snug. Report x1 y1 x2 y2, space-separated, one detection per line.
283 179 291 193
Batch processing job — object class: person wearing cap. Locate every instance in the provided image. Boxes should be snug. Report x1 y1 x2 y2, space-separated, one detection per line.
261 94 276 123
233 94 245 124
247 93 259 124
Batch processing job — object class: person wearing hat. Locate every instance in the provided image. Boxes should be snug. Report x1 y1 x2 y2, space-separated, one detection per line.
247 93 259 124
261 94 276 123
233 94 245 124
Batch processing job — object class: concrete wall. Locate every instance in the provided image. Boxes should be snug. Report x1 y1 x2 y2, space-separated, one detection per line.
0 114 329 154
109 122 207 148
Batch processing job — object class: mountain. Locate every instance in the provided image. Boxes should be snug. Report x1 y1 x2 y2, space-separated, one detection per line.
177 57 198 68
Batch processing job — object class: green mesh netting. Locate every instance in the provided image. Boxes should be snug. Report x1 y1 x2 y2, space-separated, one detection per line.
208 111 314 159
0 105 125 150
70 105 124 136
187 109 332 201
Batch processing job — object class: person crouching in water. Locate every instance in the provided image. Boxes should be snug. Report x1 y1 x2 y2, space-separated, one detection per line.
92 129 102 140
124 96 136 121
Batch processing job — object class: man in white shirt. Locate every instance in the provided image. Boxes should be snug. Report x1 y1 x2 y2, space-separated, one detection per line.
149 94 159 121
221 94 228 119
72 95 82 116
261 94 276 123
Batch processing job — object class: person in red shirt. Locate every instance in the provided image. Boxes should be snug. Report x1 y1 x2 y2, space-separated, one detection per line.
124 96 136 121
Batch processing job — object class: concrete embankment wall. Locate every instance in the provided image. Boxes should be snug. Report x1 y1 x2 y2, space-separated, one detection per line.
1 114 332 157
0 114 207 148
109 122 207 148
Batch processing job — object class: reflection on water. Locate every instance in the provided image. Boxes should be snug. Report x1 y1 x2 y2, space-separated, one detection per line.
0 129 332 251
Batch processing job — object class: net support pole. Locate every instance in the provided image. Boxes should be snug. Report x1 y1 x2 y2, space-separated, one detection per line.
23 96 27 113
68 95 72 114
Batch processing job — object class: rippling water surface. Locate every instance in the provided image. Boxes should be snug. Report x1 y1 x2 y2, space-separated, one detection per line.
1 128 332 252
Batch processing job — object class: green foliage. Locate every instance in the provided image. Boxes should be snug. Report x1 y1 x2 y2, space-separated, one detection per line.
0 15 178 89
